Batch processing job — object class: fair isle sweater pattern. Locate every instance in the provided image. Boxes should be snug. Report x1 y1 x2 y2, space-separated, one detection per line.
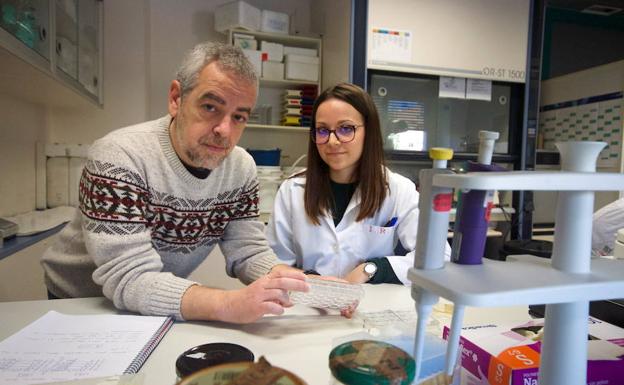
80 159 260 254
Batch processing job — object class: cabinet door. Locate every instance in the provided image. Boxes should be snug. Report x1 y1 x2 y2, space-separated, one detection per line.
77 0 99 96
55 0 78 78
0 0 50 59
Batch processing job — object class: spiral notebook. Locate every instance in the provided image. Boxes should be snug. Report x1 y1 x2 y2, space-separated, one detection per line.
0 311 173 385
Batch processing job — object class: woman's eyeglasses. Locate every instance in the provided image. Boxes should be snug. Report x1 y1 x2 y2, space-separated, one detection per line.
311 124 363 144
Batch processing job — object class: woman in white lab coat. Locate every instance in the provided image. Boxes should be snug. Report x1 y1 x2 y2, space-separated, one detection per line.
266 83 445 285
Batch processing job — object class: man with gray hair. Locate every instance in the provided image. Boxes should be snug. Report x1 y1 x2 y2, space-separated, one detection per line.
41 42 308 323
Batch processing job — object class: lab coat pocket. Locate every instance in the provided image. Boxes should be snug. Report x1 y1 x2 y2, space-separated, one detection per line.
356 223 397 258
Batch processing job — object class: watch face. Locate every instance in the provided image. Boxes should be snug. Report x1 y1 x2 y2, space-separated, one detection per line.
364 263 377 276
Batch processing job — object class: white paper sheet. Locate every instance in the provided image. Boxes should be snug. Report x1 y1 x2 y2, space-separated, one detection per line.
0 311 171 385
370 27 413 63
439 77 466 99
466 79 492 101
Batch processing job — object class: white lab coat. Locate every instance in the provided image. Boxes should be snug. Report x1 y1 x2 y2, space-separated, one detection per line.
592 197 624 256
266 169 450 285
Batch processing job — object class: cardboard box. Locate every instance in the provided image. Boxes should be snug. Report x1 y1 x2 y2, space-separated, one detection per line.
262 61 284 80
214 1 260 33
260 10 289 34
443 317 624 385
284 54 319 82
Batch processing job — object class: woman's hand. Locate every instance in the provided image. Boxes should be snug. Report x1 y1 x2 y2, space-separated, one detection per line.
302 275 360 319
344 263 370 284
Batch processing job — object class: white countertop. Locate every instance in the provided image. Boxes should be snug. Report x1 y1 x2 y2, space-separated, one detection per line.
0 284 530 385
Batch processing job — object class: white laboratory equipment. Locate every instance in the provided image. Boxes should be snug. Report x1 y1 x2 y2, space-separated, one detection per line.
409 141 624 385
411 147 454 380
289 276 364 310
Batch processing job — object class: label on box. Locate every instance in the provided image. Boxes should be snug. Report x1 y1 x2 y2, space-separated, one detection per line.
443 317 624 385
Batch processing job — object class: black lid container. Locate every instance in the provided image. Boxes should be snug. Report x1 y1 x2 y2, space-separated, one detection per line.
175 343 254 379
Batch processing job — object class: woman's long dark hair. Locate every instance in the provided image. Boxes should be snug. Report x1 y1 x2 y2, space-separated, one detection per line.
304 82 387 225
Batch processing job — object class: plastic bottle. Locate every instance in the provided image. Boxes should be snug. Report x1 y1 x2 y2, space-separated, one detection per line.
451 131 503 265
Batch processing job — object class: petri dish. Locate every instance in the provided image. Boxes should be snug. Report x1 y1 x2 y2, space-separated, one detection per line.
175 343 254 379
329 340 415 385
176 357 307 385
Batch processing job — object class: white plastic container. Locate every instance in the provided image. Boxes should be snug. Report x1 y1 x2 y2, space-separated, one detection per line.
257 166 282 213
241 49 261 76
261 61 284 80
284 45 317 57
214 1 261 33
284 54 319 82
260 10 289 34
260 41 284 62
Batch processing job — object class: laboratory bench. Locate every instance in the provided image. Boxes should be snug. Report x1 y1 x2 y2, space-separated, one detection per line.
0 284 531 385
0 223 65 262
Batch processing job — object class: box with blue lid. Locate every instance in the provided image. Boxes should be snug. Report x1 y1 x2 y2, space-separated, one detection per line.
247 148 281 166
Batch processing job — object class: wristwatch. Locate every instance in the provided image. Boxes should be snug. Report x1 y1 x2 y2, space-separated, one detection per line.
363 262 378 281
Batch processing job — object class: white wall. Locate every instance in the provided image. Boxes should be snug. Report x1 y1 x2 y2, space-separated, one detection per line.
540 60 624 106
311 0 351 89
0 96 48 216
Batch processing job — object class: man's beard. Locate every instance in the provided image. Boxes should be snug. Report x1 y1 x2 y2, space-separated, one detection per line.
174 112 232 170
185 134 231 169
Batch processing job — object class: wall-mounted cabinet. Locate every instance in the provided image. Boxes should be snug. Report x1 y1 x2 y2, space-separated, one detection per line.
0 0 102 107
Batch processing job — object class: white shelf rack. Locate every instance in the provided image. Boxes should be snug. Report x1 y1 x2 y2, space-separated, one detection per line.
260 78 317 87
409 142 624 385
408 255 624 307
433 171 624 191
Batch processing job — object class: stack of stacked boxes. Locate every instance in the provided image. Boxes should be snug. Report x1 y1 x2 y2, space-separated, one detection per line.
282 86 316 127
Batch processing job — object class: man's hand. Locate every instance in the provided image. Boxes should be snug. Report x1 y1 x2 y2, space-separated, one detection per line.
264 265 361 319
181 268 308 323
268 263 303 275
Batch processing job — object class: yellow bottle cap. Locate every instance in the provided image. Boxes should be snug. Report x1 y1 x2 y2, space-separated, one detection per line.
429 147 453 160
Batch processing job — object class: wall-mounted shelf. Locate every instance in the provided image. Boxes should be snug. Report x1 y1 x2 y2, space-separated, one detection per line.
247 123 310 132
233 29 321 46
385 150 518 164
260 78 317 87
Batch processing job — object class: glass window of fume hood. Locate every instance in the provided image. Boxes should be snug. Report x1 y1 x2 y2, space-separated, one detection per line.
370 73 515 155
